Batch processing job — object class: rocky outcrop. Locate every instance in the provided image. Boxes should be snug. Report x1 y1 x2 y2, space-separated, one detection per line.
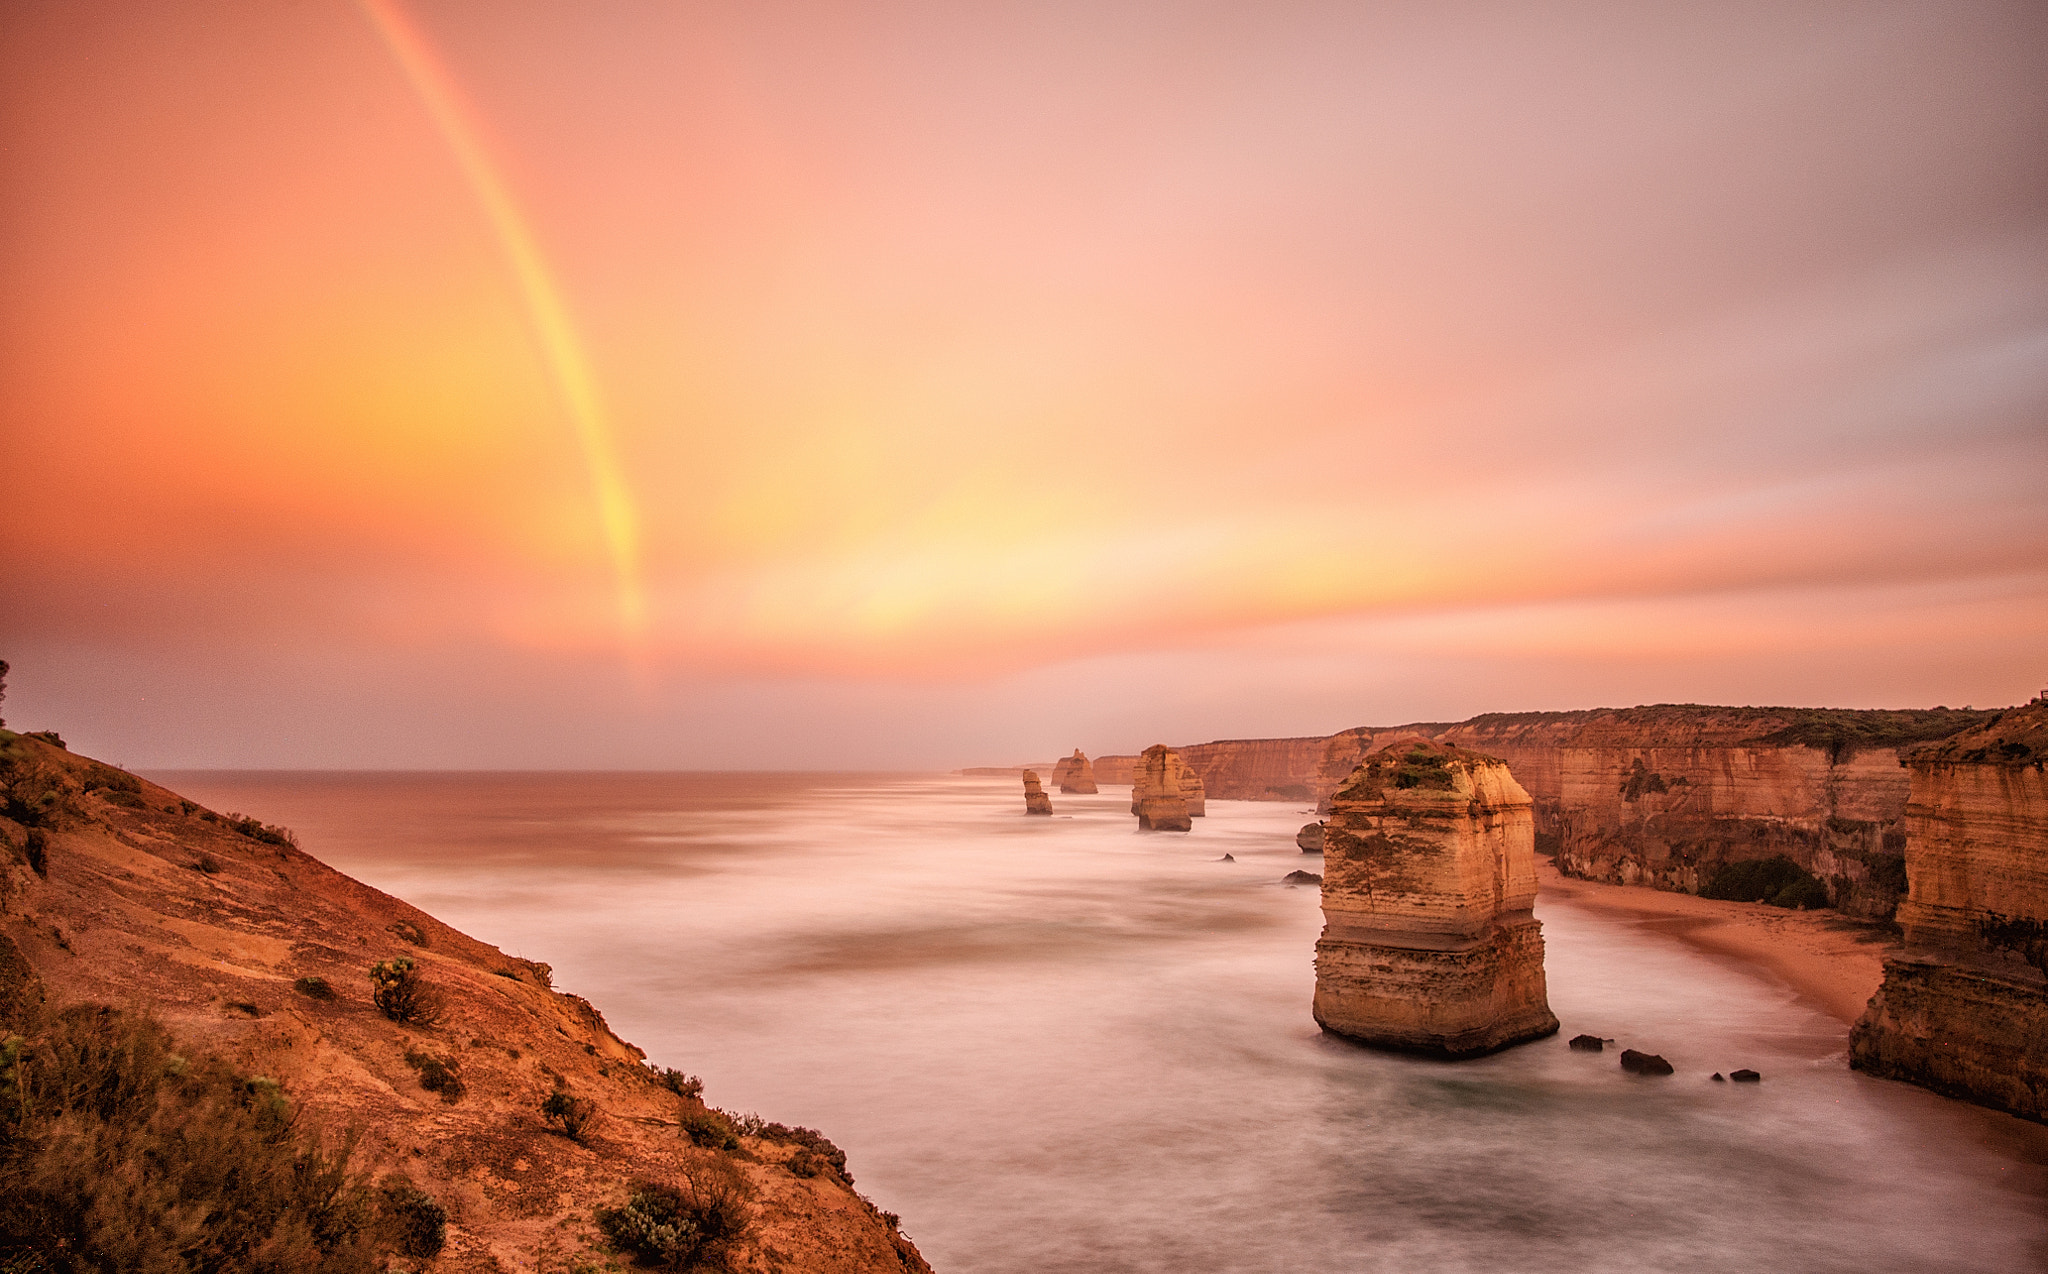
1313 741 1558 1057
1022 770 1053 815
1050 750 1098 794
1297 822 1324 853
1130 745 1193 832
1179 767 1206 817
0 732 932 1272
1101 705 1995 920
1852 700 2048 1122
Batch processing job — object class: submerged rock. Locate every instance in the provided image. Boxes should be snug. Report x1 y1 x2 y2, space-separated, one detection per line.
1283 870 1323 885
1620 1049 1674 1075
1312 740 1560 1058
1051 750 1099 794
1131 745 1194 832
1712 1072 1726 1081
1220 853 1235 862
1297 822 1324 853
1568 1034 1605 1052
1730 1068 1761 1083
1022 770 1053 816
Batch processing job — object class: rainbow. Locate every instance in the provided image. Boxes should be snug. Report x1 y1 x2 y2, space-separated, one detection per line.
359 0 645 638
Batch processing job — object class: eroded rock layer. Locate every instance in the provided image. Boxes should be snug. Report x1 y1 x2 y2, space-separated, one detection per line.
1130 745 1192 832
1313 741 1558 1057
1179 767 1206 817
1022 769 1053 815
1851 700 2048 1121
1051 750 1098 794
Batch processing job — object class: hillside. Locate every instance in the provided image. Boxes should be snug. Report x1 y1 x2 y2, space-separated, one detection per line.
0 731 931 1273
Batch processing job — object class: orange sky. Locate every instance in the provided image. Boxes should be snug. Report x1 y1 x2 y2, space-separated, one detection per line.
2 1 2044 766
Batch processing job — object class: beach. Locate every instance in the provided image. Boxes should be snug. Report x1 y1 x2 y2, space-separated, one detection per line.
1537 859 1892 1026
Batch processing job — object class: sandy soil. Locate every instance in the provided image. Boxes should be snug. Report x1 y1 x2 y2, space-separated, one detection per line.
1537 860 1892 1026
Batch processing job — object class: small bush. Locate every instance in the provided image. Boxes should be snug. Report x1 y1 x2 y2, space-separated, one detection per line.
1390 746 1454 791
730 1117 849 1183
0 1004 380 1271
23 829 47 877
785 1148 822 1178
378 1175 448 1258
22 731 64 750
678 1108 737 1151
192 853 222 875
595 1163 754 1271
655 1068 704 1101
223 813 298 849
403 1049 464 1103
1701 856 1831 910
544 1090 598 1141
369 957 443 1026
102 788 146 809
294 975 337 1001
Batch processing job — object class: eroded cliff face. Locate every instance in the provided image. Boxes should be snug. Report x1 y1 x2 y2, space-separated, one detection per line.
0 733 933 1273
1313 741 1557 1057
1179 767 1206 817
1022 770 1053 815
1852 702 2048 1121
1130 745 1193 832
1091 706 1993 920
1050 751 1098 794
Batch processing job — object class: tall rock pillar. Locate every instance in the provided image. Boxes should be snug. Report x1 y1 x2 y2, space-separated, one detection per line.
1022 770 1053 815
1313 740 1558 1057
1052 750 1099 794
1131 745 1193 832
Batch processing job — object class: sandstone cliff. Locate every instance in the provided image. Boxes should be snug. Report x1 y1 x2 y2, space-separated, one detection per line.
1090 705 1993 920
1313 741 1558 1057
1049 751 1098 794
1129 745 1192 832
1022 770 1053 815
0 732 932 1273
1851 700 2048 1121
1179 767 1206 818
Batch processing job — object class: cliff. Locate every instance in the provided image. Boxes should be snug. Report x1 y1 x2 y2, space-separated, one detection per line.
1179 766 1206 818
1022 770 1053 815
1313 741 1557 1057
0 731 932 1272
1851 700 2048 1121
1089 705 1994 920
1129 745 1193 832
1049 751 1098 794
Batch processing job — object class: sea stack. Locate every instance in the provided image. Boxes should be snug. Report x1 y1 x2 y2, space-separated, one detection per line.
1851 698 2048 1121
1052 750 1099 794
1180 766 1207 817
1130 744 1193 832
1297 822 1325 852
1022 769 1054 815
1313 740 1559 1057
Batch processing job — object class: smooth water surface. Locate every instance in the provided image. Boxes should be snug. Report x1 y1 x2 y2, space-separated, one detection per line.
155 771 2048 1273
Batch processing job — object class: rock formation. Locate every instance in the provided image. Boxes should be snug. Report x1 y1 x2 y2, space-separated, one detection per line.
1851 699 2048 1122
1050 750 1099 794
1094 705 1996 920
0 730 931 1271
1179 766 1206 817
1297 822 1324 852
1129 745 1193 832
1313 740 1559 1057
1022 769 1053 815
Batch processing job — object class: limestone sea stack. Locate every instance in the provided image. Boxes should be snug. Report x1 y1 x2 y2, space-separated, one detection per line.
1051 749 1099 794
1022 769 1054 815
1851 698 2048 1121
1130 744 1193 832
1297 821 1325 852
1313 740 1560 1057
1180 766 1207 817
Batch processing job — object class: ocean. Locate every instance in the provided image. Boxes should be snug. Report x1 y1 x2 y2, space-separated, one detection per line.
153 771 2048 1273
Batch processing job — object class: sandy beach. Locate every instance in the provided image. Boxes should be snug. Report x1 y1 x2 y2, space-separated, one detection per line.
1537 860 1893 1026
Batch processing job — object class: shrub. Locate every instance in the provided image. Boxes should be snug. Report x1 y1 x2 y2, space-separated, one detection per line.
0 1004 379 1272
102 788 146 809
678 1108 738 1151
1390 746 1454 791
655 1068 704 1101
223 813 298 850
294 975 337 1001
23 829 47 877
595 1162 754 1271
23 731 64 751
368 957 442 1026
192 853 222 875
729 1117 849 1182
1701 856 1831 910
403 1049 464 1103
377 1174 448 1258
544 1090 598 1141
